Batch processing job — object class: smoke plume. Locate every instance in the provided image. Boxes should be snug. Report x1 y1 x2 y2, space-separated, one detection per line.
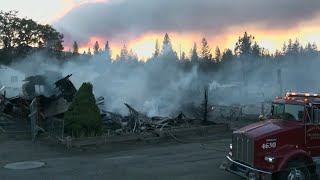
5 50 320 117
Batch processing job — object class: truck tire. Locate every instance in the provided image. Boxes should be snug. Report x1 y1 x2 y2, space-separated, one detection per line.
277 160 311 180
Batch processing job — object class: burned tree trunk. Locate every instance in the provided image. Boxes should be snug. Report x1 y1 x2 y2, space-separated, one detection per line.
202 86 208 124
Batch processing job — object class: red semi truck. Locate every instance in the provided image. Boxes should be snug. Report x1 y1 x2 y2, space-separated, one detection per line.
221 92 320 180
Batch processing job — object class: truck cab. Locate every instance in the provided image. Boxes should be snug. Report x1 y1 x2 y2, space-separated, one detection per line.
221 92 320 180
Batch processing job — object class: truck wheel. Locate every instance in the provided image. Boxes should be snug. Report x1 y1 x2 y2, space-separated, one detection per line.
277 161 311 180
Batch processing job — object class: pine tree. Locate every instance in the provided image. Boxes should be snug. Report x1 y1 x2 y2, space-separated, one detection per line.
200 37 211 61
87 47 92 55
191 42 199 62
252 42 261 58
93 41 100 55
305 42 313 52
120 44 129 61
292 39 300 55
281 43 287 55
104 41 110 51
287 39 293 54
181 51 186 61
234 32 254 57
274 50 281 58
312 42 318 51
214 46 221 61
153 39 160 58
129 49 138 62
191 43 198 62
104 41 111 60
162 33 173 53
72 41 79 54
221 48 233 62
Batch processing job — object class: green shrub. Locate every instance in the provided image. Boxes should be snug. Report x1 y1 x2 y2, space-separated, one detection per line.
64 82 102 137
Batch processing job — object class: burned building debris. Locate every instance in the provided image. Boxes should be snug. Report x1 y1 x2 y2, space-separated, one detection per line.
0 71 264 143
0 73 77 139
100 103 211 136
54 74 77 102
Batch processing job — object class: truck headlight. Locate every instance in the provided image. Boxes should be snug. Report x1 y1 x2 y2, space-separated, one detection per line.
264 156 275 163
229 144 232 156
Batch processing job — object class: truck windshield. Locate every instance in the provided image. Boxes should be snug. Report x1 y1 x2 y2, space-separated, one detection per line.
272 103 304 121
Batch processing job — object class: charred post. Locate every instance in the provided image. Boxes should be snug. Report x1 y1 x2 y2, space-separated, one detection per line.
203 86 208 124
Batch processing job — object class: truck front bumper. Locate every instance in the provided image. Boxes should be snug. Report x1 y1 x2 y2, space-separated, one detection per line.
220 156 273 180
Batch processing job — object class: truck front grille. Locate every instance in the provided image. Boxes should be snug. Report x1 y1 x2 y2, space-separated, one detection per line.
232 133 254 166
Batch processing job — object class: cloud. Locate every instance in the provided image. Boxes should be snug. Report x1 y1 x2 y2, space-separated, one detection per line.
54 0 320 44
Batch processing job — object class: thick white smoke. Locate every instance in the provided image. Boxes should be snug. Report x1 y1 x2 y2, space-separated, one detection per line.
6 51 320 117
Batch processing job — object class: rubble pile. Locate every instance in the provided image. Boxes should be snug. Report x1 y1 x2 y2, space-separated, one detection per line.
101 103 199 135
0 73 76 136
0 72 232 139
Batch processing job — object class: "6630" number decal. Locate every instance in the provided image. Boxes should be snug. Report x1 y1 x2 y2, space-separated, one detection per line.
261 142 276 149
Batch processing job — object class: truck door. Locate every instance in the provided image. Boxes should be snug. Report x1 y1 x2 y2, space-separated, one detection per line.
306 105 320 151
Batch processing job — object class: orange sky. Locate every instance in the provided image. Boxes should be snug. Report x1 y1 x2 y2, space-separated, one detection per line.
2 0 320 60
75 25 320 61
59 1 320 60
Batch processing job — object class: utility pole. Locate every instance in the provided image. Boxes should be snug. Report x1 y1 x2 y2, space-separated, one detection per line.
203 86 208 124
277 69 283 96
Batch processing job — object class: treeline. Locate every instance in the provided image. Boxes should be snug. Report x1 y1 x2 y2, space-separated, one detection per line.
1 10 319 69
71 32 319 70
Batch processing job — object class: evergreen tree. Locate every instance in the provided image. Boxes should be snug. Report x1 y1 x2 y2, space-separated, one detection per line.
274 50 281 58
119 44 129 61
234 32 254 57
221 48 233 62
72 41 79 54
305 42 313 52
181 51 186 61
153 39 160 58
104 41 111 60
87 47 92 55
261 48 270 58
104 41 110 51
93 41 100 55
287 39 293 54
214 46 221 61
64 82 103 138
129 49 138 62
191 42 199 62
162 33 173 53
312 42 318 51
292 39 301 55
304 42 318 56
281 43 287 55
252 42 261 58
200 37 211 61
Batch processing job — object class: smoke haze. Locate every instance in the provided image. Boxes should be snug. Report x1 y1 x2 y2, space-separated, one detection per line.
4 50 319 117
